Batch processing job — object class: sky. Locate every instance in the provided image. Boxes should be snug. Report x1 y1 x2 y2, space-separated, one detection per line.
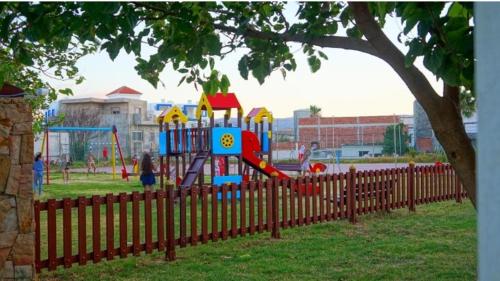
49 5 442 118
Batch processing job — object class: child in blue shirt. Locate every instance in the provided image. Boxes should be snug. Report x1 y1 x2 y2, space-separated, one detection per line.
33 152 44 195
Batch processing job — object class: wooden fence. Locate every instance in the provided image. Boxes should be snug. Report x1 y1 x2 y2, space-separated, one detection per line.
34 164 466 272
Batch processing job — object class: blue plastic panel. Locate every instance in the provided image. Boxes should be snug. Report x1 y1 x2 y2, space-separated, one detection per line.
212 127 242 155
159 132 167 155
169 130 183 152
261 132 269 153
217 190 241 200
213 175 242 186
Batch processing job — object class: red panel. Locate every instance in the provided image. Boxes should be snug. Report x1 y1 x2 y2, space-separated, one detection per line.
206 93 241 110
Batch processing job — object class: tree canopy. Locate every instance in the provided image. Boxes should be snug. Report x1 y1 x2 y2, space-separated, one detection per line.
0 2 474 108
0 2 477 207
309 105 322 117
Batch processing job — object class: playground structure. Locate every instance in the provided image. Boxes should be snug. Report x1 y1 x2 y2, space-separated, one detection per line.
40 125 129 184
157 92 327 193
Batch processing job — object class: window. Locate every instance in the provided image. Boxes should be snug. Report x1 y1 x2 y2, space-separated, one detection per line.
132 131 143 141
111 107 120 114
135 107 142 116
150 132 155 142
359 151 369 157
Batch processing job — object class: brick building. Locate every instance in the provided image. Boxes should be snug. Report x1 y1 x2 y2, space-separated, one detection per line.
298 115 403 149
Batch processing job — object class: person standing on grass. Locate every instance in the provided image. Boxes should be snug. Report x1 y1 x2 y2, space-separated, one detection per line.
300 144 312 176
32 152 44 195
140 152 156 191
87 152 97 175
60 153 70 184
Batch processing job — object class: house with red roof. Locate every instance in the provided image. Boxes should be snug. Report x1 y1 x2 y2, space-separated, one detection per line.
106 86 143 99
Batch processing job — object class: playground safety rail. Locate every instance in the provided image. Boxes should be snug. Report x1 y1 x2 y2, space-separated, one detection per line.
34 163 465 273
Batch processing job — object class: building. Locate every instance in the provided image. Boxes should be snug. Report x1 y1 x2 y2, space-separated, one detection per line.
293 109 310 141
53 86 198 158
413 101 435 152
298 115 409 159
414 100 477 152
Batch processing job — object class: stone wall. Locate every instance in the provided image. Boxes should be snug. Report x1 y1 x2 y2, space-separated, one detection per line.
0 98 34 280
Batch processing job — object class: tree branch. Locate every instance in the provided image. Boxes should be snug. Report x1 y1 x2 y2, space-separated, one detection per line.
348 2 442 111
212 23 381 59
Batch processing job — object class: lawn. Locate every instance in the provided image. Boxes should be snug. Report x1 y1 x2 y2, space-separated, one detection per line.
38 173 476 281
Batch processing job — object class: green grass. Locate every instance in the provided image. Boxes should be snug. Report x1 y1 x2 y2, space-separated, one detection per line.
38 174 476 281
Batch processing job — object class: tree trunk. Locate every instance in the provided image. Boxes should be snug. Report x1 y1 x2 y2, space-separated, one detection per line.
349 2 477 208
427 87 476 208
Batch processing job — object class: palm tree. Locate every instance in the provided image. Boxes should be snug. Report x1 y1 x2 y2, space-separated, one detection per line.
309 105 322 117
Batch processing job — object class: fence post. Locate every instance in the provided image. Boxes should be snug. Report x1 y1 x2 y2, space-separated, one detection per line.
349 165 357 224
455 170 462 203
408 162 416 212
166 184 176 261
271 176 281 239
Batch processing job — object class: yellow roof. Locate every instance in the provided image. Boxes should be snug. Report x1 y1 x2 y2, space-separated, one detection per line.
245 107 273 124
157 106 188 124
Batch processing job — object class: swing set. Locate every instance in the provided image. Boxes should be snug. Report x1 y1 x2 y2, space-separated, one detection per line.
39 125 129 184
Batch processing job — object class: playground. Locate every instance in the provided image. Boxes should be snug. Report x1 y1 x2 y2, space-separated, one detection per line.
31 92 475 280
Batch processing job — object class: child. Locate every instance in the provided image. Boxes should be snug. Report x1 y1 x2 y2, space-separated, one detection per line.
32 152 44 195
218 156 226 176
60 154 70 184
140 153 156 190
298 144 305 162
300 145 311 176
87 152 96 175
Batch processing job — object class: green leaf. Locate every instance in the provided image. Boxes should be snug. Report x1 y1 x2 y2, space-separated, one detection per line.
177 76 186 86
318 51 328 60
346 26 362 38
448 3 468 18
280 68 287 79
326 22 338 34
106 40 121 61
238 56 249 80
209 57 215 70
308 56 321 73
220 74 230 93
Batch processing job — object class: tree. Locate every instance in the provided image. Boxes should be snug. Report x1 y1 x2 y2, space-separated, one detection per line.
382 123 410 156
309 105 322 117
0 2 477 207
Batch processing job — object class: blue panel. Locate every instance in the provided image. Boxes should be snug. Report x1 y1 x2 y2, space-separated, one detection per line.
214 175 242 200
213 175 242 186
186 129 191 153
217 190 241 200
261 132 269 153
212 127 242 155
159 132 167 155
169 130 183 152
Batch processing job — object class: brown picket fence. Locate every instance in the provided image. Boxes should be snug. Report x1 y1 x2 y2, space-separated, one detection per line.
34 164 465 273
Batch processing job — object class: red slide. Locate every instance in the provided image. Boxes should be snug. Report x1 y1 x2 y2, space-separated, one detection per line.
241 131 290 180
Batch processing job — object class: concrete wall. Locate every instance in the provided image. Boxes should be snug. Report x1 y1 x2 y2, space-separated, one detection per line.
0 97 35 280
